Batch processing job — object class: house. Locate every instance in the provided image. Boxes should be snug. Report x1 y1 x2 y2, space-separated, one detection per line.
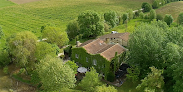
72 34 129 79
99 32 130 47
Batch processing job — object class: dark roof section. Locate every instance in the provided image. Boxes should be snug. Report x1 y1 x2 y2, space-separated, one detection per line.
99 32 130 42
79 39 94 47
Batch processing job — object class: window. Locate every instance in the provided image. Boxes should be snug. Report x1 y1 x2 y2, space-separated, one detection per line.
86 57 88 62
93 59 97 66
75 54 79 58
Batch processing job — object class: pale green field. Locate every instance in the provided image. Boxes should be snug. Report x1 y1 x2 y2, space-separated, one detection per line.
156 1 183 22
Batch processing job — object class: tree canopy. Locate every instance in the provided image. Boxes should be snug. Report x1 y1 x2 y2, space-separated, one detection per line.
104 11 119 28
78 10 104 38
65 60 78 74
66 20 80 40
7 31 37 68
177 12 183 25
42 26 69 47
95 85 117 92
36 55 76 91
79 67 102 92
164 14 173 26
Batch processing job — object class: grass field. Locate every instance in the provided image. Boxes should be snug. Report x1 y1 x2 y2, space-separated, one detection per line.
0 0 151 49
0 0 15 8
156 1 183 22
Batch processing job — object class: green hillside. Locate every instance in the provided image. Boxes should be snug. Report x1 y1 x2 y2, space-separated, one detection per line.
0 0 15 8
156 1 183 22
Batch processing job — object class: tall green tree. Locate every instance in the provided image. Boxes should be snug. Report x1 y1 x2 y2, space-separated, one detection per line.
122 13 128 24
94 85 117 92
36 55 76 91
78 10 104 38
35 42 57 61
127 21 166 78
7 31 37 70
136 66 164 92
152 0 159 9
127 9 134 21
79 67 102 92
149 9 156 20
177 12 183 25
42 26 69 47
104 11 119 28
65 60 78 74
164 14 173 26
66 20 80 40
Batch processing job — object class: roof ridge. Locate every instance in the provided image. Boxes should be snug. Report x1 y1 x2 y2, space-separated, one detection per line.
83 38 100 47
96 44 114 53
100 44 117 54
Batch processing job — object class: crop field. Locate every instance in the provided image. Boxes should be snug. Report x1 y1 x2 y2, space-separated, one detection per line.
0 0 15 8
0 0 151 49
156 1 183 22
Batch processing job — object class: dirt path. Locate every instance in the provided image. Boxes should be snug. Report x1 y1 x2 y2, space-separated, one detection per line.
9 0 42 4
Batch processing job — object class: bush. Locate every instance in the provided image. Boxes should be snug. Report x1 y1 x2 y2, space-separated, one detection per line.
149 9 156 20
127 9 134 21
164 14 173 25
144 3 152 12
3 66 8 74
152 0 159 9
122 13 128 23
156 14 163 21
177 12 183 25
104 23 110 32
134 9 142 18
144 14 149 19
139 12 144 19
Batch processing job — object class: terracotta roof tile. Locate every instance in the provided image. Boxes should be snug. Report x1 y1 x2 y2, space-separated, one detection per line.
99 32 130 41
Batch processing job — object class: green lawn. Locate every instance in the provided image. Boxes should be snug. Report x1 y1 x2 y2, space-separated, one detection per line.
156 1 183 22
0 0 15 8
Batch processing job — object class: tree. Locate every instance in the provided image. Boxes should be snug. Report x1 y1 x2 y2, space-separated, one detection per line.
152 0 159 9
122 13 128 24
177 12 183 25
7 31 37 70
36 55 76 91
142 2 152 12
149 9 156 20
42 26 69 47
104 11 119 28
66 20 80 40
136 66 164 92
126 65 140 83
94 85 117 92
127 21 166 78
127 9 134 21
164 14 173 26
139 12 144 19
79 67 102 92
65 60 78 74
35 42 57 61
78 10 104 38
156 14 163 21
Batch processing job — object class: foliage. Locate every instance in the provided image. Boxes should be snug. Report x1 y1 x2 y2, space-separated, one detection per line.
65 60 78 74
35 42 57 61
36 55 76 91
127 9 134 21
104 23 110 32
66 20 80 40
78 10 104 38
79 67 102 92
7 31 37 68
156 14 163 21
139 12 144 19
164 14 173 26
136 66 164 92
126 66 140 83
149 9 156 20
152 0 159 9
127 21 165 78
3 66 8 74
0 26 4 39
94 85 117 92
122 13 128 23
142 2 152 12
104 11 119 28
64 45 72 57
42 26 69 47
177 12 183 25
0 48 11 67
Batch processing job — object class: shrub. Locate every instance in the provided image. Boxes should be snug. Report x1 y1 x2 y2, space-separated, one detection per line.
144 14 149 19
128 9 134 21
122 13 128 23
104 23 110 32
149 9 156 20
177 12 183 25
156 14 163 21
144 3 152 12
152 0 159 9
139 12 144 19
164 14 173 26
